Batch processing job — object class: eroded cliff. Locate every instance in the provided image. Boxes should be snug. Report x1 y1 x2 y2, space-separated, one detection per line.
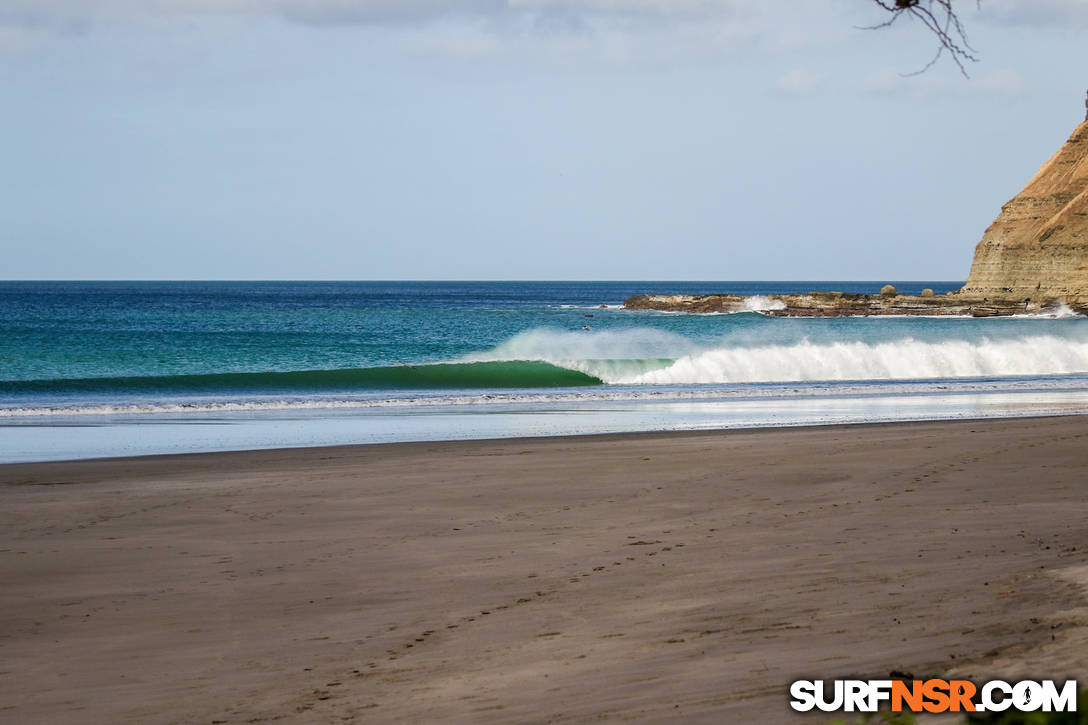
960 103 1088 303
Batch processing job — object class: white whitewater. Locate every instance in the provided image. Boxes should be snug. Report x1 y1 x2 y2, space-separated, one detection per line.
594 336 1088 385
472 327 1088 385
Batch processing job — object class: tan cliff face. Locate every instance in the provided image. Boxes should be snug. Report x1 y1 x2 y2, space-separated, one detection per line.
960 102 1088 303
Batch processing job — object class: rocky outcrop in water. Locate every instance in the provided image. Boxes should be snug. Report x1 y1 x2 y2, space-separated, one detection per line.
622 292 1076 317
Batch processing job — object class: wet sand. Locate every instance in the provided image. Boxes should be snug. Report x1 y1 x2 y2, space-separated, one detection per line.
2 417 1087 723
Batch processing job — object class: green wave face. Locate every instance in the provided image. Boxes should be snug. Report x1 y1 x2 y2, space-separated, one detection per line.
0 361 604 395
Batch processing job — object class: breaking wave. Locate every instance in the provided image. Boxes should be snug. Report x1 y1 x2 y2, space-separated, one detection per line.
463 327 1088 385
0 361 603 396
602 335 1088 385
739 295 787 313
5 328 1088 403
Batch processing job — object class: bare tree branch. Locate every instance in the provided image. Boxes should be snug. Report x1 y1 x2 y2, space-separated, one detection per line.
861 0 980 77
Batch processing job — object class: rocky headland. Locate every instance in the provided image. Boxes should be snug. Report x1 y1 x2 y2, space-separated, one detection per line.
625 93 1088 318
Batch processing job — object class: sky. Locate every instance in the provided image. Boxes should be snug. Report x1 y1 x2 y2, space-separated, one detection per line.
1 0 1086 281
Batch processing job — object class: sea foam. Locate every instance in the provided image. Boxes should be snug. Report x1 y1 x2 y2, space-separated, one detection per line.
606 335 1088 385
465 326 1088 385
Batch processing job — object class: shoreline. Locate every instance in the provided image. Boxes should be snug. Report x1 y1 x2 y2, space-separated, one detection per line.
2 410 1087 468
6 392 1088 464
3 416 1088 722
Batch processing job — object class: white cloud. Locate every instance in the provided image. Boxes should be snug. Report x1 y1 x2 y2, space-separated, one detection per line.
0 23 36 52
507 0 738 20
373 7 776 69
0 0 808 67
862 67 906 94
980 0 1088 28
0 0 756 28
273 0 502 26
976 69 1024 95
861 66 1026 99
776 68 824 94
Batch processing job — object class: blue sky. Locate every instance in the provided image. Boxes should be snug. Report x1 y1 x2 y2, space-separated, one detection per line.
2 0 1086 280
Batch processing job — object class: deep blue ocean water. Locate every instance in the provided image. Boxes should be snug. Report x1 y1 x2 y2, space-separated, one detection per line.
3 280 1088 462
0 280 967 382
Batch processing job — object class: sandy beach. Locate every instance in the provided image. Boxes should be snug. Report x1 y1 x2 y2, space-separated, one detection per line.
2 417 1087 723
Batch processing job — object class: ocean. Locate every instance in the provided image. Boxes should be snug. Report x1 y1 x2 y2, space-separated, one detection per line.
3 280 1088 462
